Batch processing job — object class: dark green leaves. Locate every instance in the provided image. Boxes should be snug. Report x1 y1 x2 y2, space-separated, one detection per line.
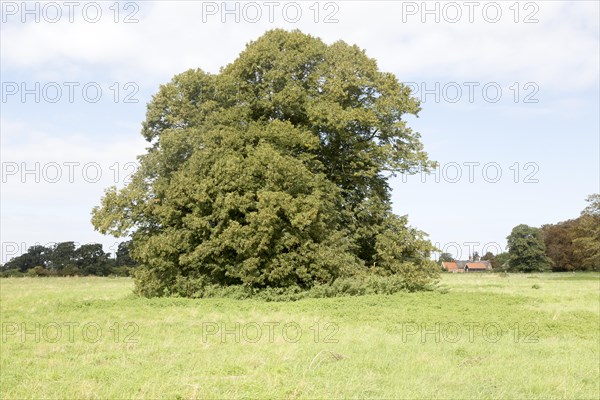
91 29 439 296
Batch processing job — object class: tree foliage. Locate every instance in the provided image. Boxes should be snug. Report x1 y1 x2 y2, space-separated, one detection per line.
2 245 51 273
541 219 581 271
481 251 500 270
48 241 76 271
116 241 136 267
542 194 600 271
495 252 510 269
507 224 553 272
1 241 137 277
91 29 439 297
572 194 600 270
438 253 455 263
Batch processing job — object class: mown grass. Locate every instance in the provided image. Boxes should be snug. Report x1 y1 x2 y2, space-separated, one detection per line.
1 273 598 399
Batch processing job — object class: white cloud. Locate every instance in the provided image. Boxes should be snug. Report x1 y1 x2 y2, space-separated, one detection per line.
2 1 598 91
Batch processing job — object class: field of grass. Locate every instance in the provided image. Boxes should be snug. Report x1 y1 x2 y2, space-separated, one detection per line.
1 273 598 399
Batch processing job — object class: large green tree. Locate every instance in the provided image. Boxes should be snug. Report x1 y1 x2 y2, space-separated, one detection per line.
92 30 438 296
507 224 553 272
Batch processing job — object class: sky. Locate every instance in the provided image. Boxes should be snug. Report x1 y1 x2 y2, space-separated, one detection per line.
1 0 599 263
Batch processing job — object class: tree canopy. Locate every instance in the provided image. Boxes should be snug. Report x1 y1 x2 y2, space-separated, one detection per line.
507 224 553 272
481 251 502 270
573 194 600 269
1 241 135 277
542 194 600 271
438 253 455 263
91 29 439 297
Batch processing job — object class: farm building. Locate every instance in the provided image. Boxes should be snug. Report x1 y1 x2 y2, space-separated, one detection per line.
442 260 492 273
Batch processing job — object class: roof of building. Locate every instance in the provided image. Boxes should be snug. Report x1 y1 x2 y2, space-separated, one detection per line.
465 262 489 270
442 262 458 270
444 260 492 270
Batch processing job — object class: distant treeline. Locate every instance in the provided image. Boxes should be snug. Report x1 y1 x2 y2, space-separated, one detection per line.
439 194 600 272
0 241 137 277
541 213 599 272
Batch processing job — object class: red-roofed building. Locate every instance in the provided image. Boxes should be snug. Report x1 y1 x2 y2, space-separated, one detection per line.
442 262 458 272
464 262 490 271
442 260 492 272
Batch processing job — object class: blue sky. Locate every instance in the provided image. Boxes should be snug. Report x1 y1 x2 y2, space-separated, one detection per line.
1 1 599 262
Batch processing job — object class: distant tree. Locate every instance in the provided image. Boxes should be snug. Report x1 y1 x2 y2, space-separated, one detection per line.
472 251 480 261
541 194 600 272
1 242 137 276
481 251 499 269
542 220 581 271
75 244 111 276
495 252 510 270
438 253 455 263
507 224 553 272
48 241 77 273
2 254 28 273
115 240 136 267
3 245 51 273
572 194 600 270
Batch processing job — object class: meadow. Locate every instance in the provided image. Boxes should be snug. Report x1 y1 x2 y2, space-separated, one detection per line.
1 273 598 399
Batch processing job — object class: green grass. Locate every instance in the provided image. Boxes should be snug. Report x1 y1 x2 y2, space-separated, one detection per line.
1 273 598 399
